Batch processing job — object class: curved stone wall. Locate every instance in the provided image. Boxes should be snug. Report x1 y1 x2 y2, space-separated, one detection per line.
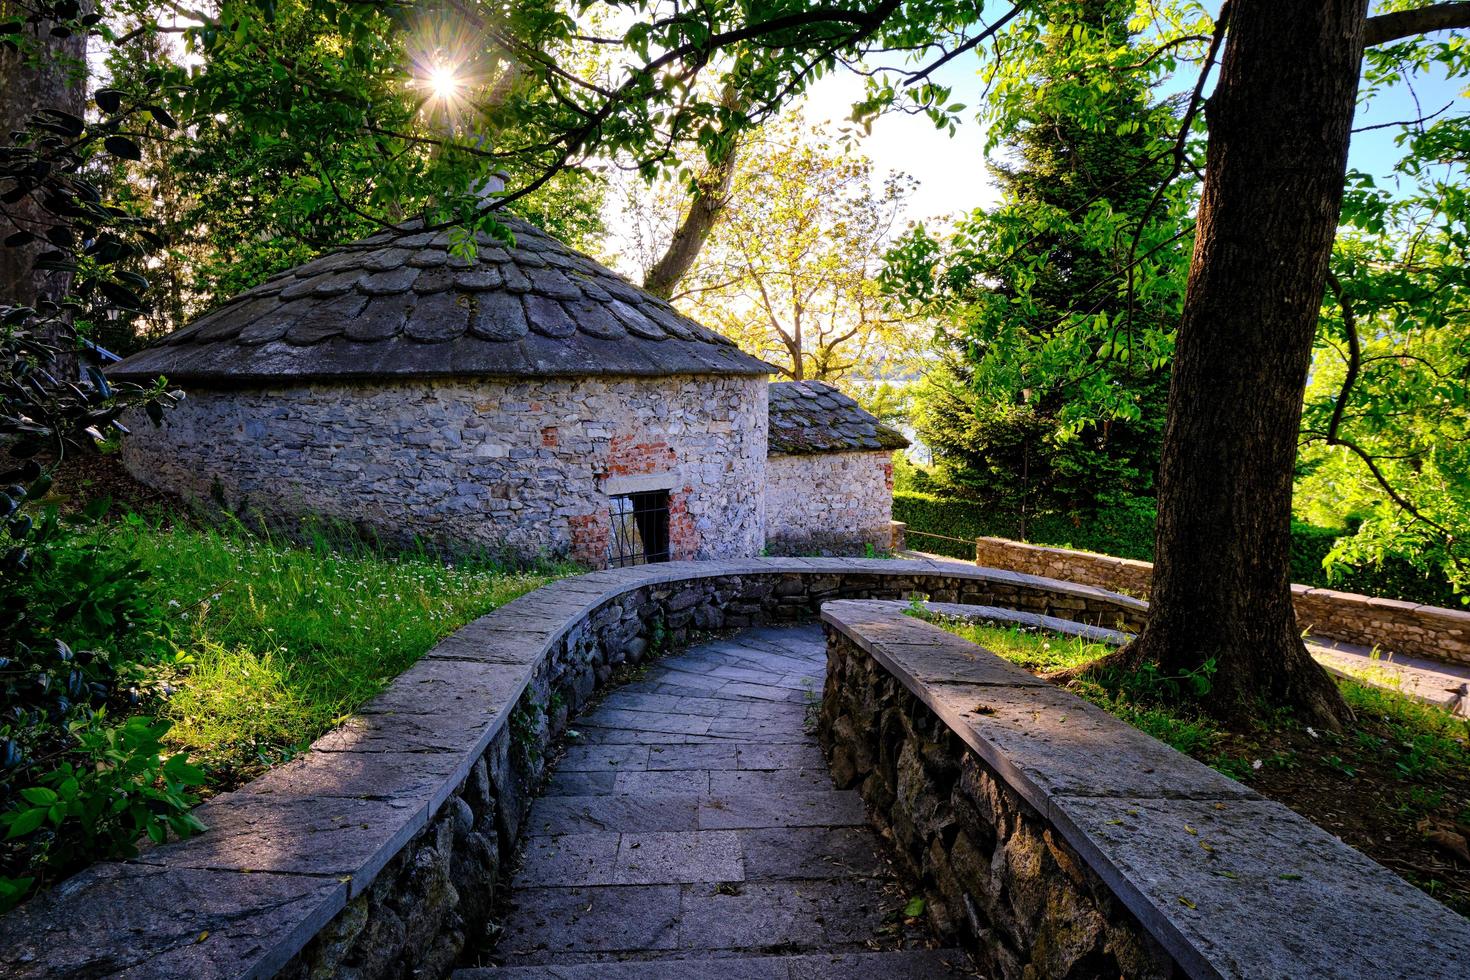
9 559 1460 979
973 535 1470 666
121 374 767 565
818 600 1470 979
0 559 1139 979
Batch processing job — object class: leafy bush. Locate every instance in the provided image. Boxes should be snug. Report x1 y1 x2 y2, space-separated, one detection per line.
895 490 1462 606
0 502 199 911
893 490 1155 561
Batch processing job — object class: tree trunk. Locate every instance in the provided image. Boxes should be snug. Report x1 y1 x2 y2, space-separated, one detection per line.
1115 0 1367 726
643 141 740 300
0 7 89 316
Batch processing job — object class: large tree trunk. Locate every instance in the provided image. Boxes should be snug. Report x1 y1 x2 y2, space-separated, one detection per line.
1115 0 1367 726
0 6 89 317
643 142 740 300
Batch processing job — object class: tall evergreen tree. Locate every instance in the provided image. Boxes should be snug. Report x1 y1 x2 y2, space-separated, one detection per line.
889 0 1193 514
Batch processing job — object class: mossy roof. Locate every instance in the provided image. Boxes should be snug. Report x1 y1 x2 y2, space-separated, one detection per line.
767 380 909 454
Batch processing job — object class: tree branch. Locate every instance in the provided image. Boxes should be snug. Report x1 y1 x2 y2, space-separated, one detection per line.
1364 2 1470 46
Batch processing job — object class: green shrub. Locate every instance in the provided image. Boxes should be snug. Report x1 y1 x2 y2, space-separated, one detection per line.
1 503 200 911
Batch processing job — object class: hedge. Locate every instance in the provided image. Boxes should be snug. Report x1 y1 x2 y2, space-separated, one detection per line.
894 491 1462 608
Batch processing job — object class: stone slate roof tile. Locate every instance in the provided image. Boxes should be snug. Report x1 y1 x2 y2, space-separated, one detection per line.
499 263 533 294
359 266 419 296
524 294 577 339
468 291 528 342
767 380 909 455
404 291 470 343
412 266 457 295
454 267 503 292
406 249 449 269
110 214 773 383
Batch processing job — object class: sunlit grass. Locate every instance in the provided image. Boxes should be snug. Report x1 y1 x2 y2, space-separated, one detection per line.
918 611 1470 783
105 517 571 784
933 618 1113 673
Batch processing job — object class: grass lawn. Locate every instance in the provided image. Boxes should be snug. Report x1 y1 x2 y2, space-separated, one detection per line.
923 614 1470 916
104 515 570 790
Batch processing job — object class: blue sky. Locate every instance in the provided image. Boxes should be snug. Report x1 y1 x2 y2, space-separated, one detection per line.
799 28 1467 228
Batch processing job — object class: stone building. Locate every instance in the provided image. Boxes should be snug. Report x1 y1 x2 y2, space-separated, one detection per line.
110 217 772 567
764 381 908 556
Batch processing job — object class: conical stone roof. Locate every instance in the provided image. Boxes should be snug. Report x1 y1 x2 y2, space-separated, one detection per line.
110 215 772 383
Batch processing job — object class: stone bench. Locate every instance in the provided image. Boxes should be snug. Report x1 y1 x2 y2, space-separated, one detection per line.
818 598 1470 979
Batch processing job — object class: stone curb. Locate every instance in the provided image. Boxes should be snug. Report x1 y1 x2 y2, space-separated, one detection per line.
819 599 1470 980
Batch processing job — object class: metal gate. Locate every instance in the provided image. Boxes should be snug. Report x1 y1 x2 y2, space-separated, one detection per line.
608 490 671 567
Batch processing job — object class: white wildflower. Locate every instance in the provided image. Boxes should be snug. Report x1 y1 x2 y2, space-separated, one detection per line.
1251 759 1263 771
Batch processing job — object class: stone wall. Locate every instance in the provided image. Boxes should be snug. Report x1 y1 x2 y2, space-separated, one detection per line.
121 374 767 567
5 561 1466 978
818 599 1470 980
974 536 1154 597
820 627 1175 979
0 560 1149 979
974 535 1470 666
764 450 896 556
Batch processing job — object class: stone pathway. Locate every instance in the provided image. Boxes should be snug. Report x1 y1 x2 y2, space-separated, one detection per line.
1309 638 1470 717
454 625 971 979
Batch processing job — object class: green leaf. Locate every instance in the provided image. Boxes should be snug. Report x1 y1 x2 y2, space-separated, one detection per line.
902 896 925 917
5 808 46 839
103 135 142 161
19 787 57 806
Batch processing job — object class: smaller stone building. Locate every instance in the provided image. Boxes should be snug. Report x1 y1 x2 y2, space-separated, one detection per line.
764 381 908 556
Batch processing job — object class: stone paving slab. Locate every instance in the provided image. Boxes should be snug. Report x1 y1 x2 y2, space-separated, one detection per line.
527 795 702 835
709 768 834 795
557 744 649 771
734 743 829 770
364 655 531 717
498 884 684 959
310 706 491 754
576 727 765 746
583 708 714 736
613 831 745 885
699 681 809 703
1053 795 1470 980
672 880 839 951
545 769 617 795
456 948 973 979
488 625 963 975
0 861 345 979
609 693 754 718
133 791 424 897
738 827 886 880
923 679 1259 810
695 791 867 830
241 743 474 812
646 744 741 770
514 834 621 888
614 770 713 796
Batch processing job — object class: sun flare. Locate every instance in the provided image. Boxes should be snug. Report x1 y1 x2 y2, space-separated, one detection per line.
427 63 461 101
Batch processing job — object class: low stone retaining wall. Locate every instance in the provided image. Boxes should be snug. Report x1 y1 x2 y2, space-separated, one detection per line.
0 559 1147 979
973 535 1470 666
819 599 1470 979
